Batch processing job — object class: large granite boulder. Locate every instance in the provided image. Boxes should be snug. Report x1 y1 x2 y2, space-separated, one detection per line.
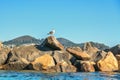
1 45 42 70
1 58 29 70
110 44 120 55
52 50 76 72
53 50 71 64
66 47 91 60
74 60 95 72
41 36 64 50
10 45 41 62
97 52 118 71
31 54 55 70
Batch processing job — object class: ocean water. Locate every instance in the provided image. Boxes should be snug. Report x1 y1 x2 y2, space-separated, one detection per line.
0 70 120 80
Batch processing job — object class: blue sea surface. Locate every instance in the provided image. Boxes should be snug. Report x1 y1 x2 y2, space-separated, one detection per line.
0 70 120 80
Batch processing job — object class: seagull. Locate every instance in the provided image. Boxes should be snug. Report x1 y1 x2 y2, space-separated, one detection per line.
47 29 55 35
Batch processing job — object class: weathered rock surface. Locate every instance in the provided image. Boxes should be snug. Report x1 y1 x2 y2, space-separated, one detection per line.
74 60 95 72
0 45 42 70
10 45 41 62
54 61 76 72
83 42 99 61
69 47 82 52
1 58 29 70
59 64 76 72
53 50 77 72
66 47 91 60
0 48 11 65
41 36 64 50
97 52 118 71
40 51 53 56
93 51 107 62
31 54 55 70
53 50 71 64
0 36 120 72
34 62 77 73
80 61 95 72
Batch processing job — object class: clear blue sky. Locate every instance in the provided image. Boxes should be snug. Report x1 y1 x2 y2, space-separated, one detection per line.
0 0 120 46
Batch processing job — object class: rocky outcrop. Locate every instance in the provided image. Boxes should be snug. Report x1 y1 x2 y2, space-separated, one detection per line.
0 36 120 72
31 54 55 70
97 52 118 71
66 47 90 60
10 45 41 62
110 44 120 55
41 36 64 50
0 45 41 70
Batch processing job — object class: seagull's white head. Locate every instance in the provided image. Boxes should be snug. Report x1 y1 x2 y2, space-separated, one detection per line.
52 29 55 34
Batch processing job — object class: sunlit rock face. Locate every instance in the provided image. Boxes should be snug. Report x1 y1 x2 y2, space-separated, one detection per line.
66 47 91 60
41 36 64 50
97 52 118 71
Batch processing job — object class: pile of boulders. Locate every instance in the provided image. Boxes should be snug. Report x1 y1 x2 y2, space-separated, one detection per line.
0 36 119 72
